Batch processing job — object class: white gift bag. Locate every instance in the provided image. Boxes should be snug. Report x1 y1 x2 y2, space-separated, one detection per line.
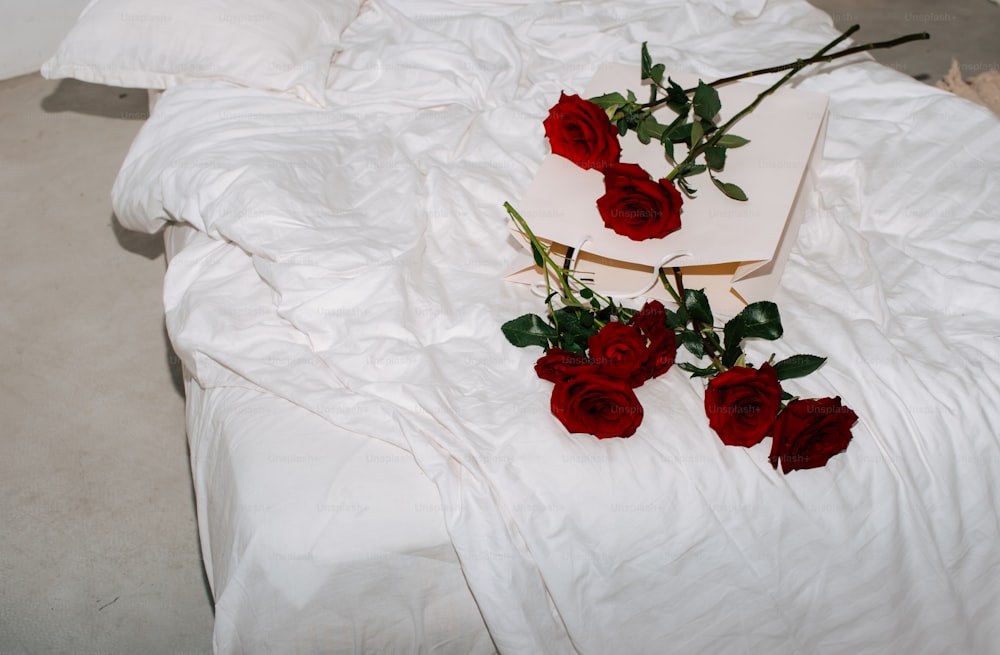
506 65 829 317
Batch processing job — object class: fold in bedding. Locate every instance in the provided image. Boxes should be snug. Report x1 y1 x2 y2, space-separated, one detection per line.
115 0 1000 652
182 359 493 653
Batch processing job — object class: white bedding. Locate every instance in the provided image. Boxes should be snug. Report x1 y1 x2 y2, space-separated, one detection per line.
115 0 1000 652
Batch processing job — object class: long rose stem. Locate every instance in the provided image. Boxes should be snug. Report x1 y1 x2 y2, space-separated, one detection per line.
687 27 934 91
642 28 928 110
664 25 915 182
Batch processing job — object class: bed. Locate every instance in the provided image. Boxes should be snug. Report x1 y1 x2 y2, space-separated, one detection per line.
44 0 1000 652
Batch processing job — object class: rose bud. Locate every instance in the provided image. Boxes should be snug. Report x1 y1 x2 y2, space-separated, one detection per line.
628 300 678 379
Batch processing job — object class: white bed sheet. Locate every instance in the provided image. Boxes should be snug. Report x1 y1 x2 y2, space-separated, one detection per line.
165 226 492 654
166 222 492 655
117 0 1000 653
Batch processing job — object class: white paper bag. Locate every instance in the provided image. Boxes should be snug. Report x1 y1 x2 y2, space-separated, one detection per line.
506 65 829 316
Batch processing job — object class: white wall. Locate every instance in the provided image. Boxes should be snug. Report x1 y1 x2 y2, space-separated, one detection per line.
0 0 90 80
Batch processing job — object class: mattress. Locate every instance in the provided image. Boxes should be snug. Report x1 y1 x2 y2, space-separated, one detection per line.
113 0 1000 653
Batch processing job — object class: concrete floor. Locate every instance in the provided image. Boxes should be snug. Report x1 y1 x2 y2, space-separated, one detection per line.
0 77 213 653
0 1 997 653
808 0 1000 82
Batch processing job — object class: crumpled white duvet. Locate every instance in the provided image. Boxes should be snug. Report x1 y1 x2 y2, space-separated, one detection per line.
112 0 1000 652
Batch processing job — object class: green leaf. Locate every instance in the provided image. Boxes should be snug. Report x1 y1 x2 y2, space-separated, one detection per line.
501 314 556 349
594 304 617 322
733 301 783 341
641 116 665 141
580 287 593 299
682 164 707 177
773 354 827 381
626 89 637 104
589 92 627 110
666 122 691 143
649 63 665 86
683 289 713 325
716 134 751 148
676 177 698 197
678 362 718 378
641 42 652 80
663 138 675 161
678 330 704 358
552 308 596 353
690 120 704 148
634 115 665 144
693 81 721 121
664 308 685 330
722 315 745 354
705 146 727 171
721 345 743 369
711 177 748 201
529 241 545 268
666 77 688 108
636 118 652 144
617 120 628 137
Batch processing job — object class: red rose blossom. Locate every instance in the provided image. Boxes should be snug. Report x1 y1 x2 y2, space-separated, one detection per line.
543 93 622 171
588 321 651 387
704 363 782 448
551 372 643 439
596 162 683 241
769 397 858 473
628 300 678 379
535 348 596 383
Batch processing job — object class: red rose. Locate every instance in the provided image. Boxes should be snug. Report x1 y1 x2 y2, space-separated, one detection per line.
596 163 683 241
769 397 858 473
588 321 651 387
628 300 678 379
704 363 782 448
551 372 643 439
543 92 622 171
535 348 596 383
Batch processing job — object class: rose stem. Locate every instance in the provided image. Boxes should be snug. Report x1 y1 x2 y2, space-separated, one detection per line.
665 24 898 182
504 202 617 314
688 25 921 91
642 27 928 111
672 267 726 373
657 268 682 305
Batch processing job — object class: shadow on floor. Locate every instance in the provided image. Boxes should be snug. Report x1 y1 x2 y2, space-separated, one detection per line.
109 214 185 399
111 213 164 260
164 323 186 400
41 78 149 120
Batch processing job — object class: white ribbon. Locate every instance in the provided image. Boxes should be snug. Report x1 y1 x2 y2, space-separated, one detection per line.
530 235 692 301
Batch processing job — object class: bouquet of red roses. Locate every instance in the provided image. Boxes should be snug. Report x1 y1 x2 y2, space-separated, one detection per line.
503 203 856 473
502 26 926 473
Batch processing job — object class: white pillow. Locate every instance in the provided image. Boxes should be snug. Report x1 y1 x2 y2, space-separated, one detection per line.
40 0 363 106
